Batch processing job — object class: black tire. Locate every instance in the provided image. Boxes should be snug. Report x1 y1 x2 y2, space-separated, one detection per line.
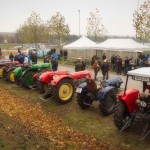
52 78 75 104
99 90 117 116
21 71 35 88
77 93 90 109
39 82 49 94
114 101 130 130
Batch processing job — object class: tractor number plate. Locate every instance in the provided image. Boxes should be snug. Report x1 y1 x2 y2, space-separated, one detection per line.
133 76 150 82
76 88 82 93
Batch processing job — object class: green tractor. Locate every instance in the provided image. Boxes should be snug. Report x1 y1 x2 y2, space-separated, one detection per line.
9 63 51 88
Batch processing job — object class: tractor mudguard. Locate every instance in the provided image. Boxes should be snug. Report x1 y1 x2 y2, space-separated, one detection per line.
97 86 115 100
70 70 92 79
40 71 56 83
13 67 22 77
40 70 69 83
118 89 139 113
50 75 73 86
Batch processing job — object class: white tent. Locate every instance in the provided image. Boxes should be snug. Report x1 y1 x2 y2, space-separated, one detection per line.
63 36 96 49
93 38 150 61
63 36 96 59
94 38 149 52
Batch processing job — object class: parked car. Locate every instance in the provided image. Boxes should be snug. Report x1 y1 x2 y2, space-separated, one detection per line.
26 48 39 54
37 49 49 57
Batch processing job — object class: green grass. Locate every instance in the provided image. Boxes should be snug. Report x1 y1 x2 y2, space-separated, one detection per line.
0 77 150 150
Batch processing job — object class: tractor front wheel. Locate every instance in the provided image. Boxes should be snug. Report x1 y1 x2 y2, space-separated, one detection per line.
99 90 117 116
8 71 15 83
52 78 75 104
114 101 130 130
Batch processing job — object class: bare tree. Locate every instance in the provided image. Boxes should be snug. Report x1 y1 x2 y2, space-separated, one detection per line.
133 0 150 40
86 9 106 40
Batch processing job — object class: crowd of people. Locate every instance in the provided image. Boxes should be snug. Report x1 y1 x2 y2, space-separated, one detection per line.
6 47 150 81
91 52 150 80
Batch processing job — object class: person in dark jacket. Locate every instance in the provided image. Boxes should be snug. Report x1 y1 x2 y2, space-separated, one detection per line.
74 58 85 72
124 57 133 75
101 59 109 80
51 57 58 71
9 53 14 62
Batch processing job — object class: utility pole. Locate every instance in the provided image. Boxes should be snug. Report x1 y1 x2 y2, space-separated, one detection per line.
78 10 80 37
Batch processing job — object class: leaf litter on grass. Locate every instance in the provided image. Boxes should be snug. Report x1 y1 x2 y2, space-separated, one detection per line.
0 88 132 150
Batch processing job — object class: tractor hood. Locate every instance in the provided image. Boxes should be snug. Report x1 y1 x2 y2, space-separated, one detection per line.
32 63 51 69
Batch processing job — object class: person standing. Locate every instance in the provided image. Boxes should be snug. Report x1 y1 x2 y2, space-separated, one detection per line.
9 53 14 62
0 48 2 57
102 53 106 60
93 59 99 80
74 58 85 72
63 50 68 61
101 59 109 80
124 57 133 76
51 57 58 71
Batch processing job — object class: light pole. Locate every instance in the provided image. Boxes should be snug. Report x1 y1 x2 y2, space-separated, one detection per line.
78 10 80 37
137 0 140 13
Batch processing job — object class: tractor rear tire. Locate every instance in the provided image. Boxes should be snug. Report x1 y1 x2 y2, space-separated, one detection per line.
99 90 117 116
22 71 35 88
77 93 90 109
114 101 130 130
52 78 75 104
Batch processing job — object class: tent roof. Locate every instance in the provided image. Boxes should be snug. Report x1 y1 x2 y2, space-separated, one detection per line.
63 36 96 50
94 39 149 52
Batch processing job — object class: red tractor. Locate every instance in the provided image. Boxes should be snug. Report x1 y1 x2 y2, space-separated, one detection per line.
114 67 150 140
39 70 92 104
37 70 69 93
0 61 20 78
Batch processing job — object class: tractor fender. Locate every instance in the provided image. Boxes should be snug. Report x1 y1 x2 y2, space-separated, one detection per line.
97 86 115 100
13 67 22 77
7 67 15 73
50 75 73 86
40 71 55 83
118 89 139 113
40 70 69 84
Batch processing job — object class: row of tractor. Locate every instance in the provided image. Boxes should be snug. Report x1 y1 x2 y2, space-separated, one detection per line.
0 58 150 140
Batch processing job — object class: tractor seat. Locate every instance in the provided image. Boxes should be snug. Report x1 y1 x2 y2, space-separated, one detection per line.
86 78 97 93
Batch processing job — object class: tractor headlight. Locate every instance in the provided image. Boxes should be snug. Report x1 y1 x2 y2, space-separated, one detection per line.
140 101 147 107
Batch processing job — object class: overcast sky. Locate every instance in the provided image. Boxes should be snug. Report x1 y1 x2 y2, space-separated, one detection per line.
0 0 145 36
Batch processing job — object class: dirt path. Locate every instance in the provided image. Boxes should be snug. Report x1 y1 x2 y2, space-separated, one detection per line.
0 88 129 150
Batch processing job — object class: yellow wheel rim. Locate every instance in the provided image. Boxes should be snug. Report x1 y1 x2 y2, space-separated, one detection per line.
10 73 15 82
0 69 3 77
59 83 73 101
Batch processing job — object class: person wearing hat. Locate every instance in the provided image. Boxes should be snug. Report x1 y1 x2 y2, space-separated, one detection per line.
74 58 85 72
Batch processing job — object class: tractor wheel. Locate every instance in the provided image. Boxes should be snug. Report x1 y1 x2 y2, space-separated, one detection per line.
22 71 35 88
0 68 3 78
8 71 15 83
99 90 117 116
77 93 91 109
39 82 49 94
114 101 130 130
52 78 75 104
